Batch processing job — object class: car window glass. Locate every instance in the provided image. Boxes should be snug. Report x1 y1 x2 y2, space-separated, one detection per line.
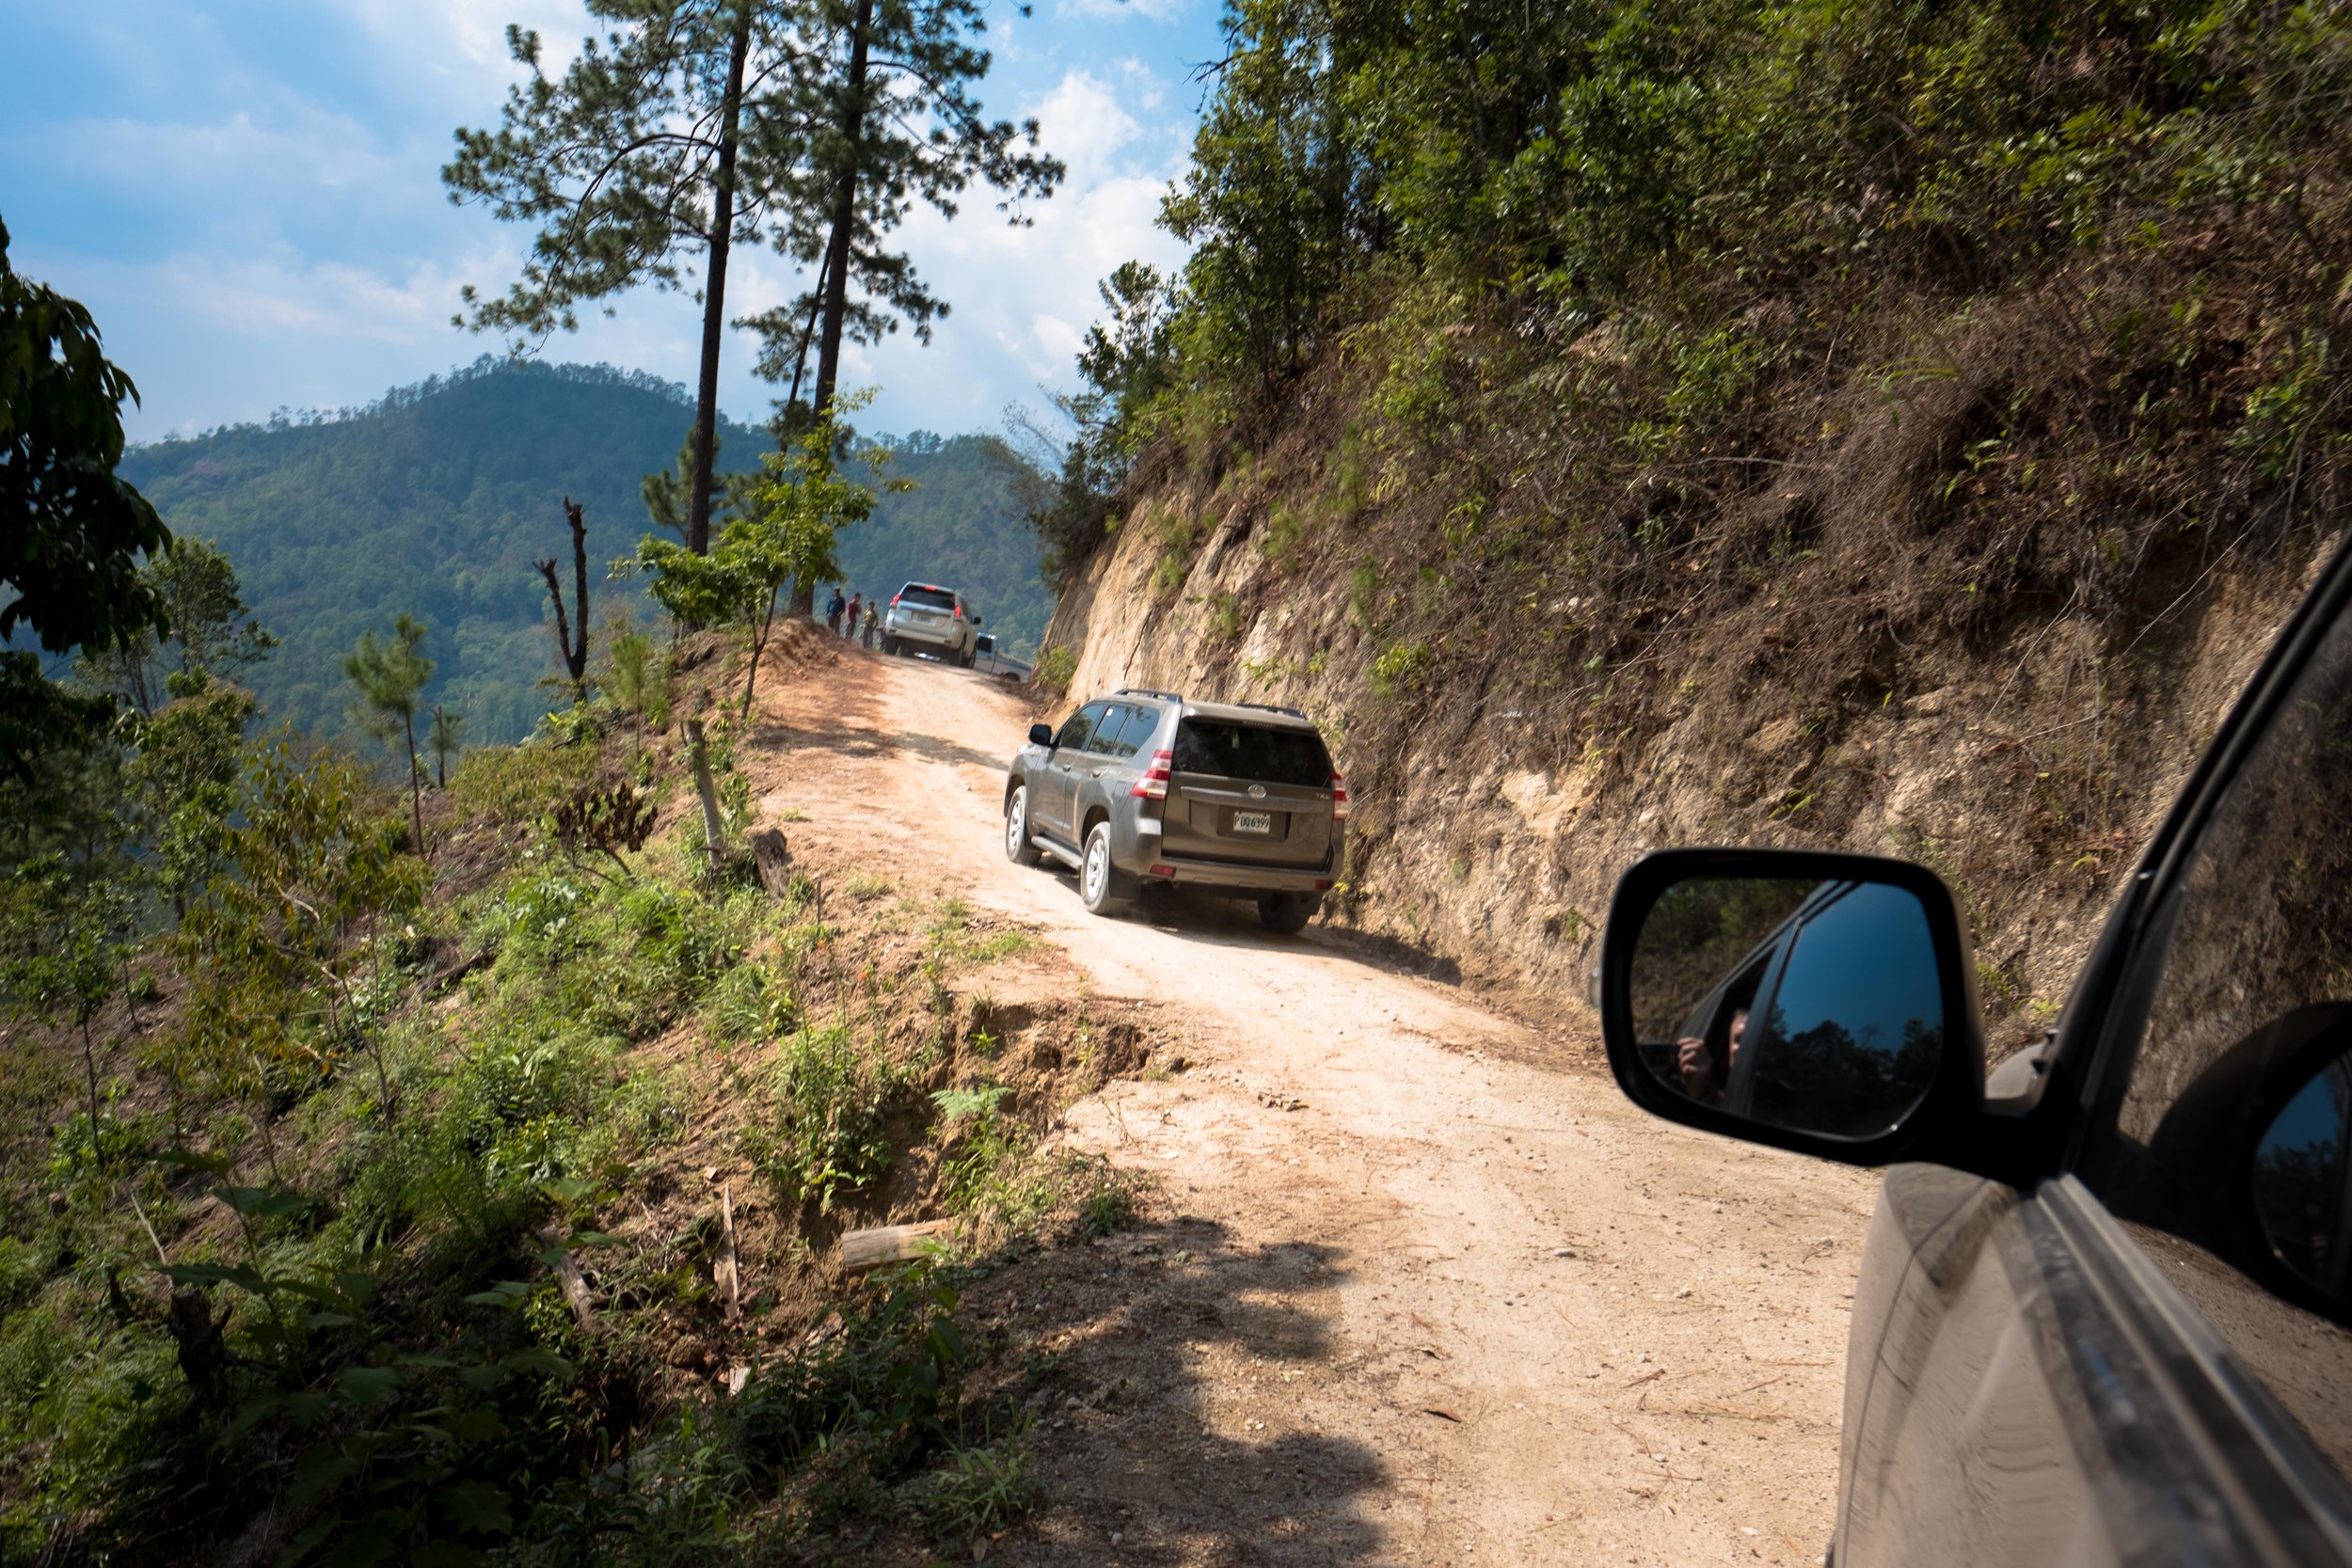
900 585 955 610
1057 703 1107 752
1089 705 1135 755
2084 602 2352 1472
1739 882 1944 1138
1107 705 1157 758
1171 721 1330 785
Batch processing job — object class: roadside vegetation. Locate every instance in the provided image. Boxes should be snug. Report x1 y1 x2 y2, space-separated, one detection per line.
1025 0 2352 1045
1 610 1150 1563
1 245 1149 1560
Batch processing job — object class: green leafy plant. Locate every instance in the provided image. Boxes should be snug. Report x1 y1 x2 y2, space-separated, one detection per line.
919 1426 1036 1542
755 1026 902 1213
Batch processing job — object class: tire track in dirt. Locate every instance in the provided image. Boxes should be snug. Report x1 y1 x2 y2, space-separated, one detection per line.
750 637 1879 1566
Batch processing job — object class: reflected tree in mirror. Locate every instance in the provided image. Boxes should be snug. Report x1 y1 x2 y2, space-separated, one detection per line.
1632 877 1946 1140
2253 1053 2352 1301
1630 878 1815 1043
1745 883 1944 1137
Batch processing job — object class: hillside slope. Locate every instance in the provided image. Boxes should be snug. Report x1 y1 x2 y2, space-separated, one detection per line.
119 360 1051 745
1041 353 2338 1053
1031 0 2352 1051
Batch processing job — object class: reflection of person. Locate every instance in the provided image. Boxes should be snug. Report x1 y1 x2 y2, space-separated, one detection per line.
1677 1007 1748 1104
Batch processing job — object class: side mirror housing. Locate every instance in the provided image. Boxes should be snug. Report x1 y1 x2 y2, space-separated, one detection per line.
974 614 984 626
1028 722 1055 749
1598 848 1985 1165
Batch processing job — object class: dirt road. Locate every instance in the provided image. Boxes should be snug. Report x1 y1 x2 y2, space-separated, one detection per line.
755 641 1881 1567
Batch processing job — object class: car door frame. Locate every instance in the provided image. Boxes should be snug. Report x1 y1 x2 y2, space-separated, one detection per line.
1832 537 2352 1565
1066 703 1140 843
1038 702 1114 846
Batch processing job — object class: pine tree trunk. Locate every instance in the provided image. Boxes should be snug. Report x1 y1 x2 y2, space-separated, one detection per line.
789 0 873 620
685 717 727 861
687 4 756 557
403 710 426 858
566 498 590 692
80 1017 103 1176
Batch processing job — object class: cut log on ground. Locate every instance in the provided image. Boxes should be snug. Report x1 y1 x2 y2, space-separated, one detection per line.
716 1183 742 1320
537 1225 596 1330
837 1220 954 1274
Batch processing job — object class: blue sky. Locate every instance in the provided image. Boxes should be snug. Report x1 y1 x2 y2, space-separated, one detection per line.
0 0 1220 445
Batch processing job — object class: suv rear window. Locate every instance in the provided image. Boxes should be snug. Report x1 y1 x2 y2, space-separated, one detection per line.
1172 720 1330 785
899 585 955 610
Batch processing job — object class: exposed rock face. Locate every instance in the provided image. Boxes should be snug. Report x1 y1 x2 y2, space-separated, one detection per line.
1041 477 2334 1053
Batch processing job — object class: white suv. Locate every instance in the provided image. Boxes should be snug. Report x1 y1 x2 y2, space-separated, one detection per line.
880 581 981 666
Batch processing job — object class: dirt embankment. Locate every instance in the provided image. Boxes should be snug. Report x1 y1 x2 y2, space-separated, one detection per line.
1041 393 2341 1052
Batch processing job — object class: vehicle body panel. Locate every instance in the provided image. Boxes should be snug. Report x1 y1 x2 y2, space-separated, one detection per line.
1602 539 2352 1567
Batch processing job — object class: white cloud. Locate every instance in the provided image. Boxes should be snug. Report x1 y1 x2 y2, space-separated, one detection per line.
1032 313 1085 363
8 6 1210 447
159 244 494 343
825 64 1193 435
327 0 598 103
1057 0 1194 24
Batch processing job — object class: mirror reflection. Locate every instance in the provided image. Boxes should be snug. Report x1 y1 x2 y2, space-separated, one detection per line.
2253 1053 2352 1301
1631 876 1946 1140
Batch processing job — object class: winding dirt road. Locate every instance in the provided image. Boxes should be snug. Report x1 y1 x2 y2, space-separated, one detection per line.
755 640 1880 1567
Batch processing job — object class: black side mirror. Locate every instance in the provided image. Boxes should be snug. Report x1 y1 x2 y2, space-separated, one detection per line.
1599 848 1984 1164
973 614 984 626
1028 723 1055 748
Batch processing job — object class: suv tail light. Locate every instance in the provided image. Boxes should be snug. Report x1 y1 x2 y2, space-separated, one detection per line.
953 603 964 620
1330 773 1350 821
1131 750 1173 800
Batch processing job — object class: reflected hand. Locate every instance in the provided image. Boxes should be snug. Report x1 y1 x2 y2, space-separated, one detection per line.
1676 1037 1716 1099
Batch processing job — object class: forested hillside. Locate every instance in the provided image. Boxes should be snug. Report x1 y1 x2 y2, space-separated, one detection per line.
1037 0 2352 1036
118 360 1051 747
837 432 1052 655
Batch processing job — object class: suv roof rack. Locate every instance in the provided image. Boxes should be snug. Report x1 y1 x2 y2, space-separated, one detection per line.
1235 701 1310 721
1113 687 1185 704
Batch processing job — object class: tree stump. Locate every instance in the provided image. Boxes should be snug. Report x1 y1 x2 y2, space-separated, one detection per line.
749 827 793 897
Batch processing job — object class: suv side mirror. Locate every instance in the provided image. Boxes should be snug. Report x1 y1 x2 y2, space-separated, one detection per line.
973 614 984 626
1599 848 1984 1164
1028 722 1055 748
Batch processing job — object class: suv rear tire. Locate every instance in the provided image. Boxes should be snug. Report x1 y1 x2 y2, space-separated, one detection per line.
1005 784 1043 867
1080 821 1132 914
1258 892 1320 935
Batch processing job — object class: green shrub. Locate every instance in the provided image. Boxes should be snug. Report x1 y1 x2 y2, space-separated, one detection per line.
450 740 597 827
1031 645 1077 693
753 1026 903 1213
1370 641 1432 697
705 959 796 1048
918 1427 1035 1541
1260 500 1307 568
735 1274 969 1487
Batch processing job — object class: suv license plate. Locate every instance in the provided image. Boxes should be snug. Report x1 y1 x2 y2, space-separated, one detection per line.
1232 811 1272 834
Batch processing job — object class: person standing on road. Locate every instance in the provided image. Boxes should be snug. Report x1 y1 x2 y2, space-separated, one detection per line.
826 587 845 635
845 593 863 641
862 601 880 649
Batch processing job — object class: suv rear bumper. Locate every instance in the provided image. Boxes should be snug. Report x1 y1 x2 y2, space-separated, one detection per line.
888 619 964 651
1133 848 1337 894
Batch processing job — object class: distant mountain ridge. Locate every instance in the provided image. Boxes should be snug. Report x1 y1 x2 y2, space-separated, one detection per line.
117 358 1051 747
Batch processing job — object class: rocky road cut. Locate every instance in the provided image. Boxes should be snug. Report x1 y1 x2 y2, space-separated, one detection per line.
754 642 1881 1567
